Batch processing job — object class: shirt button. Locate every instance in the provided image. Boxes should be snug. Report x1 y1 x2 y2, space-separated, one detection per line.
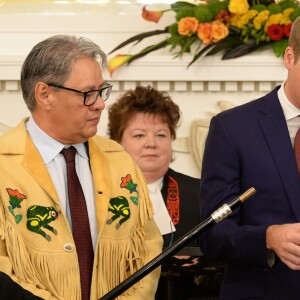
63 243 74 252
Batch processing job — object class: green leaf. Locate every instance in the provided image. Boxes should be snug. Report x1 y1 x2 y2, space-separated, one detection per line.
127 39 170 65
205 37 242 56
281 0 298 10
171 1 196 12
187 43 214 67
252 4 267 12
176 7 196 20
15 214 23 224
272 39 288 57
195 5 213 22
222 38 258 59
207 0 229 16
109 28 168 54
130 196 138 206
267 2 283 14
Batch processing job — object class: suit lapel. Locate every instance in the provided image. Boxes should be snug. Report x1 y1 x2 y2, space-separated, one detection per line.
259 93 300 221
22 134 59 204
88 139 110 234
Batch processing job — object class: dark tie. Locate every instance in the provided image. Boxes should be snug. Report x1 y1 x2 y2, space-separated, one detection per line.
295 128 300 176
61 146 93 300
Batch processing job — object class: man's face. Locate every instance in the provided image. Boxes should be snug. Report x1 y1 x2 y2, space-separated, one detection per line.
45 57 105 144
284 46 300 109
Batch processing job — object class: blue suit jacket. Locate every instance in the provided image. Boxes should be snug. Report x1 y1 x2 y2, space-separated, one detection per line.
199 86 300 299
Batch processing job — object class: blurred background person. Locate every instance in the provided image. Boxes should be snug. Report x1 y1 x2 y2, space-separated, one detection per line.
107 85 221 300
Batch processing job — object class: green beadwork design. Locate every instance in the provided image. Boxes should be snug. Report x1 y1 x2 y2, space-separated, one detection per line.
107 196 131 229
27 205 58 241
6 188 26 224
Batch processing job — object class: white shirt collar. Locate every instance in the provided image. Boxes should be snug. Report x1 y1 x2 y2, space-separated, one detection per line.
26 116 88 164
278 82 300 121
147 177 164 193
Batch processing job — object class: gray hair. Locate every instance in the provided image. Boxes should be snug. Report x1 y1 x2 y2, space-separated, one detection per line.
20 35 107 112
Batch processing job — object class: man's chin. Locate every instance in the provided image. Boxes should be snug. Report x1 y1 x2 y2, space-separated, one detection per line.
78 129 97 143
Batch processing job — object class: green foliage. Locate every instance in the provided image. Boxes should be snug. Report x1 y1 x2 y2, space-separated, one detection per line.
208 0 229 16
176 7 196 20
171 1 196 12
267 2 283 13
291 9 300 21
252 4 267 12
272 38 289 57
194 5 213 22
281 0 299 10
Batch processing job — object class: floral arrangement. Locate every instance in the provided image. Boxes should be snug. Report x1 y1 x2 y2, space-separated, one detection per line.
108 0 300 74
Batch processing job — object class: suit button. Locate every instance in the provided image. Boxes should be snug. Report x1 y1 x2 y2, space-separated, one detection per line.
63 243 74 252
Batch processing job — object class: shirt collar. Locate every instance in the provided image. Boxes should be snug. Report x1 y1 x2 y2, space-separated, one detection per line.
278 82 300 121
26 116 88 164
147 177 164 193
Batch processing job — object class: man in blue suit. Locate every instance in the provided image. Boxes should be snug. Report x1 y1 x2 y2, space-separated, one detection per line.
199 16 300 300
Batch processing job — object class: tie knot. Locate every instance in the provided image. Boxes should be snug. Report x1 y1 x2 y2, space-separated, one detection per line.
61 146 76 163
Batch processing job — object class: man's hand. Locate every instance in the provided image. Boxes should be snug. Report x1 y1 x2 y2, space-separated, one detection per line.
266 223 300 270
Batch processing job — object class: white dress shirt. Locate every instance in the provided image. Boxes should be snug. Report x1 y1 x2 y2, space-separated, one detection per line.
278 83 300 146
147 178 176 235
26 117 98 249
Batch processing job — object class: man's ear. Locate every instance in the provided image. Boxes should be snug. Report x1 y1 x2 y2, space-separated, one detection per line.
35 82 52 110
283 46 294 70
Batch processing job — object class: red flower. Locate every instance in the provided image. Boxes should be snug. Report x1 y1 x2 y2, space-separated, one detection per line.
215 9 231 22
284 23 292 38
142 6 164 23
267 24 284 41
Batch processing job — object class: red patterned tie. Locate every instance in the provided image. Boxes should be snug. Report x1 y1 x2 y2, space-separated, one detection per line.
61 146 93 300
295 128 300 176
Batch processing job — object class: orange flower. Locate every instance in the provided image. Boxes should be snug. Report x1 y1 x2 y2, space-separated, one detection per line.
142 6 164 23
120 174 132 188
197 23 212 45
108 54 132 75
178 17 199 37
211 20 229 43
6 188 26 200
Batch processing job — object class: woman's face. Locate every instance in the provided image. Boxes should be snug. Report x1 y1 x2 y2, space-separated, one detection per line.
120 112 173 182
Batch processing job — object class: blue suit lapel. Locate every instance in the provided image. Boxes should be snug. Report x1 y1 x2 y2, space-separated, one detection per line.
259 91 300 221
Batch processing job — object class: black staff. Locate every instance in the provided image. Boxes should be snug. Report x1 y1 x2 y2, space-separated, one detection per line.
100 187 256 300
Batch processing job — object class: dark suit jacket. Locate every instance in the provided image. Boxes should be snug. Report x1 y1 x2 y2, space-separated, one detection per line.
161 168 201 248
0 272 42 300
200 86 300 299
156 168 207 300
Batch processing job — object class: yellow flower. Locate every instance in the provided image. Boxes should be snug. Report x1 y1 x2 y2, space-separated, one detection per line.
228 0 249 15
108 54 132 75
282 8 294 25
178 17 199 36
253 10 270 30
230 9 257 29
142 6 164 23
